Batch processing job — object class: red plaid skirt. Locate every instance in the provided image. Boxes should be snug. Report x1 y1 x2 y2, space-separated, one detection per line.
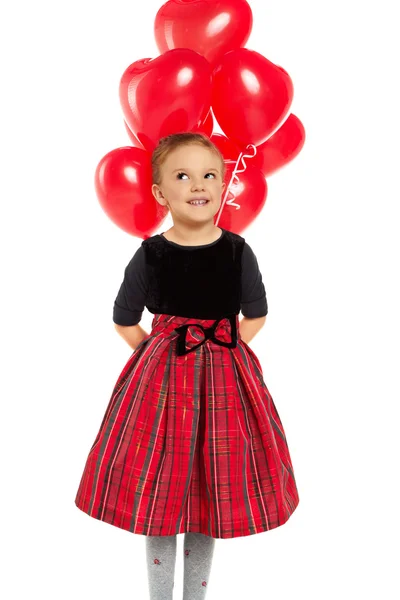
74 313 300 539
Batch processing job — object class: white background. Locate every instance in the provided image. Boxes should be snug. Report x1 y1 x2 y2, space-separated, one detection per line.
2 0 399 598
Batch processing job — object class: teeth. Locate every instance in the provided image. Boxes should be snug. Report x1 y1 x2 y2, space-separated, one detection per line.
189 200 207 205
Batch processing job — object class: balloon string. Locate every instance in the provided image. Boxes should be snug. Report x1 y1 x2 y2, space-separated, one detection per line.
215 144 257 226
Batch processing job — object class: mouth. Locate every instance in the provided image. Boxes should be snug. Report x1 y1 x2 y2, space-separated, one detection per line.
187 198 210 207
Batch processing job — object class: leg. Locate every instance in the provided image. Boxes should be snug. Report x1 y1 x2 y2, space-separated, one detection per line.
182 532 216 599
146 534 177 600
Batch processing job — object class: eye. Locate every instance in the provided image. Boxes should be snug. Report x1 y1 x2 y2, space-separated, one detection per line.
176 171 216 179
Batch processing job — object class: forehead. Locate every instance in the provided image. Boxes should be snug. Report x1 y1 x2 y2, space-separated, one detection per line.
162 144 221 170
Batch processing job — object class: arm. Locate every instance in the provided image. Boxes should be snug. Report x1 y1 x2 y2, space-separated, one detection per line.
240 242 268 344
239 315 267 345
114 322 149 351
113 246 149 350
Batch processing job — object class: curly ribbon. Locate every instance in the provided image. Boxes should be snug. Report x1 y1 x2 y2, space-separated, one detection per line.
215 144 257 226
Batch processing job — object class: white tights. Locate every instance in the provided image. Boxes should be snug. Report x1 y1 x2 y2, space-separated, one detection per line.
146 532 216 599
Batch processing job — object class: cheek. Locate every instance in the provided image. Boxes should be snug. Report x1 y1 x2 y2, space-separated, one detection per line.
212 181 224 192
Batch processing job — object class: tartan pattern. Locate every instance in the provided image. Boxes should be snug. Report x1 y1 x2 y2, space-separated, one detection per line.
75 313 300 539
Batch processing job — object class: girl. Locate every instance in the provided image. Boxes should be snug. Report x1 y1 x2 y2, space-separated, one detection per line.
75 132 300 599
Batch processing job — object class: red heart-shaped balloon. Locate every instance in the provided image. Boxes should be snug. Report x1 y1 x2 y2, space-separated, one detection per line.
251 114 306 177
154 0 253 67
95 147 168 238
124 109 213 146
215 162 268 234
212 48 294 148
119 48 212 152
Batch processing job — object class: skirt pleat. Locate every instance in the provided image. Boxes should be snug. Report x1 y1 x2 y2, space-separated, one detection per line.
74 313 300 538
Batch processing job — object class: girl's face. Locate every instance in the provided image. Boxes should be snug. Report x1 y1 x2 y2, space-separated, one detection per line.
152 144 226 225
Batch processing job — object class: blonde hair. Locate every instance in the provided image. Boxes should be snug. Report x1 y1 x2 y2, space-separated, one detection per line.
151 132 226 186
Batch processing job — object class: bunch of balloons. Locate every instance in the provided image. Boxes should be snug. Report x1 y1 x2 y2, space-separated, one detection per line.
95 0 306 238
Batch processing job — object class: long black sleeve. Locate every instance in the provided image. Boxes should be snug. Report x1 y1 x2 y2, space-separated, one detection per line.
113 246 148 326
240 242 268 318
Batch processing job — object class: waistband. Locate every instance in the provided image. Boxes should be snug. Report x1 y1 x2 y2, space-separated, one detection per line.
150 313 240 356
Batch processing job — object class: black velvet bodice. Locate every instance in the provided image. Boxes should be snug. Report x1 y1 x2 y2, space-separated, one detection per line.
142 229 245 320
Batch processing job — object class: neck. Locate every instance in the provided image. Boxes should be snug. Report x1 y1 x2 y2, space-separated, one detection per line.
163 223 222 245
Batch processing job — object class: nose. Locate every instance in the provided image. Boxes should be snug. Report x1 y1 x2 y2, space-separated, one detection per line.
191 178 206 191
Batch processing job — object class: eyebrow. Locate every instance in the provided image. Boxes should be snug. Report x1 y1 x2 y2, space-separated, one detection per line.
172 168 219 173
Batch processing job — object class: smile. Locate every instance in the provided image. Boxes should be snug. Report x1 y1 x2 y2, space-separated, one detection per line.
188 200 209 206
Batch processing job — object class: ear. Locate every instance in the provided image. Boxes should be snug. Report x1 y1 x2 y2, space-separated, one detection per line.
152 184 167 206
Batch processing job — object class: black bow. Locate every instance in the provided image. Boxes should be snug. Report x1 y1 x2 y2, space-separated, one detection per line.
174 314 237 356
